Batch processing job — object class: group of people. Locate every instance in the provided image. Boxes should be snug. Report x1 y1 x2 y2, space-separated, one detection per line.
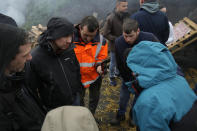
0 0 197 131
103 0 197 130
0 12 106 131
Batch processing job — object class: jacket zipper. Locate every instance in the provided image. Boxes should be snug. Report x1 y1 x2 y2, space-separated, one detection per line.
57 57 73 98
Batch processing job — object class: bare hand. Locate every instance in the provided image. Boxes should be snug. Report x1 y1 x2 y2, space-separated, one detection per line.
97 65 103 75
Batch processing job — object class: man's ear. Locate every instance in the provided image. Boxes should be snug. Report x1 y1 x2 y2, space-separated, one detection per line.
79 25 81 30
136 28 140 36
137 28 140 33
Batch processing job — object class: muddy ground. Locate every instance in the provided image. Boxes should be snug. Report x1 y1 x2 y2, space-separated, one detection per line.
84 75 136 131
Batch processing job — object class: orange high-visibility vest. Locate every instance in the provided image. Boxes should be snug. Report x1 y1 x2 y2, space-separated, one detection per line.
73 31 108 88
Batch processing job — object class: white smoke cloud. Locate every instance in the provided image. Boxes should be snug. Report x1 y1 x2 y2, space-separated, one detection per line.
0 0 117 26
1 0 196 28
0 0 30 26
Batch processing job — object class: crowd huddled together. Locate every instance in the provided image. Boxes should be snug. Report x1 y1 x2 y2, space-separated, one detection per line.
0 0 197 131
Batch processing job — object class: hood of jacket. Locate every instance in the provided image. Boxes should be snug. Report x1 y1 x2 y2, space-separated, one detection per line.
126 41 177 89
141 2 159 13
38 31 75 55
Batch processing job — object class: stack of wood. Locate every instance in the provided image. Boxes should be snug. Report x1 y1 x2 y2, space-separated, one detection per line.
29 24 46 48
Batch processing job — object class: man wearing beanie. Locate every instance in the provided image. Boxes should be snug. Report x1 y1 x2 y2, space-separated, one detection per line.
0 13 17 26
25 17 83 111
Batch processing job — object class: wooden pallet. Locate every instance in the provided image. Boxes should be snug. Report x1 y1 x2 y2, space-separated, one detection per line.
168 17 197 54
167 17 197 88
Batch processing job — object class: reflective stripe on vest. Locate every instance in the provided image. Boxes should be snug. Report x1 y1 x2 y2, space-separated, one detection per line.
74 35 106 88
82 76 100 87
80 62 95 67
95 35 103 60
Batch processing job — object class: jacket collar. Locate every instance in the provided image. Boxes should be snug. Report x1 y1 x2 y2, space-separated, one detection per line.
0 72 24 93
140 2 159 14
114 10 130 21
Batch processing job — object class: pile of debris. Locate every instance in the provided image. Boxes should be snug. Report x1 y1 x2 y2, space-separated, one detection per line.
29 24 46 48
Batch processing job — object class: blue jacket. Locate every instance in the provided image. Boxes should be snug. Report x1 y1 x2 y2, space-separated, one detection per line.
126 41 197 131
131 9 169 45
115 31 158 82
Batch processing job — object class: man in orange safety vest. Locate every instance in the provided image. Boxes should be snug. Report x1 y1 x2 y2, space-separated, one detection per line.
73 16 108 115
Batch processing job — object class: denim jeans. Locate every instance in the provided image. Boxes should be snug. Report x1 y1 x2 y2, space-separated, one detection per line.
109 52 119 78
118 80 132 115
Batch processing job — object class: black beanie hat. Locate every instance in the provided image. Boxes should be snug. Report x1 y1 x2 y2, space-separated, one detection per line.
46 17 74 40
0 13 17 27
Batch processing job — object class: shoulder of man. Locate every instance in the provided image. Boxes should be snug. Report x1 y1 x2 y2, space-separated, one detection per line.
131 9 145 18
115 35 124 46
106 12 116 21
31 46 47 59
116 35 124 41
140 31 159 42
0 13 17 27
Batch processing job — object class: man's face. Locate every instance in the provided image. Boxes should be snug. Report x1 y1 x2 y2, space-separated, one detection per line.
80 25 98 43
139 0 144 6
116 2 128 13
6 43 32 74
160 7 167 13
123 29 140 45
54 35 73 50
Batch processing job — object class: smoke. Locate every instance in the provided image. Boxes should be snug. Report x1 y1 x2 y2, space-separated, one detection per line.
0 0 197 28
0 0 30 26
0 0 120 27
0 0 138 28
160 0 197 23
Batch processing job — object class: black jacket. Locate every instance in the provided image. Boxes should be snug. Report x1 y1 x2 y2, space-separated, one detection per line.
131 9 169 45
25 40 83 110
0 73 45 131
115 31 159 82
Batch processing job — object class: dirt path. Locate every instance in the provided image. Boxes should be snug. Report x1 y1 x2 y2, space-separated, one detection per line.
84 75 136 131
